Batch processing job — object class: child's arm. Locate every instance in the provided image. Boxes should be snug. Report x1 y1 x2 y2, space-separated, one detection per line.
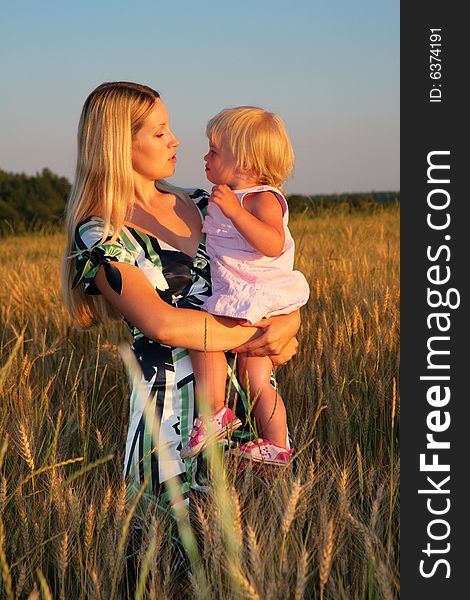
210 185 285 256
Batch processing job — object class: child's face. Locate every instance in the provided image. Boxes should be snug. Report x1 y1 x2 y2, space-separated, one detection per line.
204 138 240 187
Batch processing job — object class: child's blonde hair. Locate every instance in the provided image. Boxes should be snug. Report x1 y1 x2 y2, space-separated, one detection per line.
206 106 294 187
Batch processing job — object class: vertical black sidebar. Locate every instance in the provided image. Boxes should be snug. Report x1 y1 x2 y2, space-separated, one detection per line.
401 3 467 598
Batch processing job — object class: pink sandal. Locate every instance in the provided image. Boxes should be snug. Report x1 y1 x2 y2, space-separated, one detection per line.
180 406 242 460
234 438 295 465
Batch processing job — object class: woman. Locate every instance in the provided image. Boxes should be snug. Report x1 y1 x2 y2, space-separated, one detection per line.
62 81 300 507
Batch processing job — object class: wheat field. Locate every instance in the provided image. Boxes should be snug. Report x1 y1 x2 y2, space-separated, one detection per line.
0 206 399 599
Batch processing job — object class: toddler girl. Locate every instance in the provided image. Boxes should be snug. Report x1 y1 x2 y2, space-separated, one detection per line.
180 106 309 465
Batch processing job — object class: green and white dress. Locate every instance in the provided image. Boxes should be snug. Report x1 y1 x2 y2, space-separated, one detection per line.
73 189 252 507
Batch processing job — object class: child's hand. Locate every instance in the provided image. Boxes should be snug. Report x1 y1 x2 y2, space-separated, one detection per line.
209 185 242 220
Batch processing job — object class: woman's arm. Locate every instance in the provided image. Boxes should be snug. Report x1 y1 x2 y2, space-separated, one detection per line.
94 259 300 363
94 262 261 351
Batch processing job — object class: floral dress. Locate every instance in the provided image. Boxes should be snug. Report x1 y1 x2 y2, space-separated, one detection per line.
73 189 251 507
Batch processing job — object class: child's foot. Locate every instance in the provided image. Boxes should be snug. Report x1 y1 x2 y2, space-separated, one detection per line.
234 438 295 465
180 406 242 460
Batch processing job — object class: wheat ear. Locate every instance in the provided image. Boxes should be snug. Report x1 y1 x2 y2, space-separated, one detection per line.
319 518 334 600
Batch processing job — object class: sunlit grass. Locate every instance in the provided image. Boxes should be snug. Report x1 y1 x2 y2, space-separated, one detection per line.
0 206 399 599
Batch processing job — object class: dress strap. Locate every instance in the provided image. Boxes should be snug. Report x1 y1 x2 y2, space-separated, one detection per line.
237 185 288 215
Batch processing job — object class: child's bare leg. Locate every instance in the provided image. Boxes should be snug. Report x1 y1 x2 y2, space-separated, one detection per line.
189 350 228 415
237 354 288 447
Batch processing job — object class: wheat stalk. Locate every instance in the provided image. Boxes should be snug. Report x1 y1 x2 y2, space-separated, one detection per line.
97 484 112 533
195 502 212 562
95 427 104 452
316 326 323 357
338 466 350 516
57 531 69 580
26 588 40 600
79 396 86 443
33 516 45 550
230 567 261 600
232 487 242 551
109 477 149 600
18 424 34 474
295 546 310 600
114 480 127 525
281 479 302 538
246 523 263 585
315 278 321 300
36 570 53 600
352 305 359 336
383 286 391 315
89 567 101 600
391 377 397 425
16 490 30 550
85 501 95 556
371 483 385 534
0 476 6 510
0 518 14 600
319 518 334 600
356 443 364 505
374 559 394 600
65 488 78 532
134 530 158 600
0 436 8 471
279 478 302 569
15 561 26 599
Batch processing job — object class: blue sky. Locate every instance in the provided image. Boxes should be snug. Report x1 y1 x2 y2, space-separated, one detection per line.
0 0 399 194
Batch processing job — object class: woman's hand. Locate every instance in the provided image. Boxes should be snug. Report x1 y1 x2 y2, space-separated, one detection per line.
231 310 301 359
269 336 299 366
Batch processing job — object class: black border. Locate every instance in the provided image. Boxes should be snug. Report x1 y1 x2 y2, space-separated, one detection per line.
401 3 467 596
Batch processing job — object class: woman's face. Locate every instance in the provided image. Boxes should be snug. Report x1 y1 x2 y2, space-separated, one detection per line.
132 99 180 181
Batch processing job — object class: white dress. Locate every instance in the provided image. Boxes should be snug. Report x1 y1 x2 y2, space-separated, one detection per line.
202 185 310 324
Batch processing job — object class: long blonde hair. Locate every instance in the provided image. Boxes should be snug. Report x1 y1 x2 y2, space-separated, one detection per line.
206 106 295 187
62 81 178 329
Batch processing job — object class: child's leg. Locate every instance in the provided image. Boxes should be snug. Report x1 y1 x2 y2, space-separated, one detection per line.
237 354 288 448
189 350 228 415
182 350 241 460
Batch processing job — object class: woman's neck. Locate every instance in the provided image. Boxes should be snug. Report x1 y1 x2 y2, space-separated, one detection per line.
133 178 168 210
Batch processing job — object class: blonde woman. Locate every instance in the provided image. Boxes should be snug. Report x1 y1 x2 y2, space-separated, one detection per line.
181 107 309 465
62 82 300 506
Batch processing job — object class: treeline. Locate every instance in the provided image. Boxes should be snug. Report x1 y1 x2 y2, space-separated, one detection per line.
287 191 399 215
0 168 399 228
0 168 71 224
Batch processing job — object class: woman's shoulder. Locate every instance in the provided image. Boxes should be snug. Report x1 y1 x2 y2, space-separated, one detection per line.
185 187 210 203
156 181 210 214
75 216 108 249
157 181 209 202
184 187 210 197
183 188 211 216
75 217 132 253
